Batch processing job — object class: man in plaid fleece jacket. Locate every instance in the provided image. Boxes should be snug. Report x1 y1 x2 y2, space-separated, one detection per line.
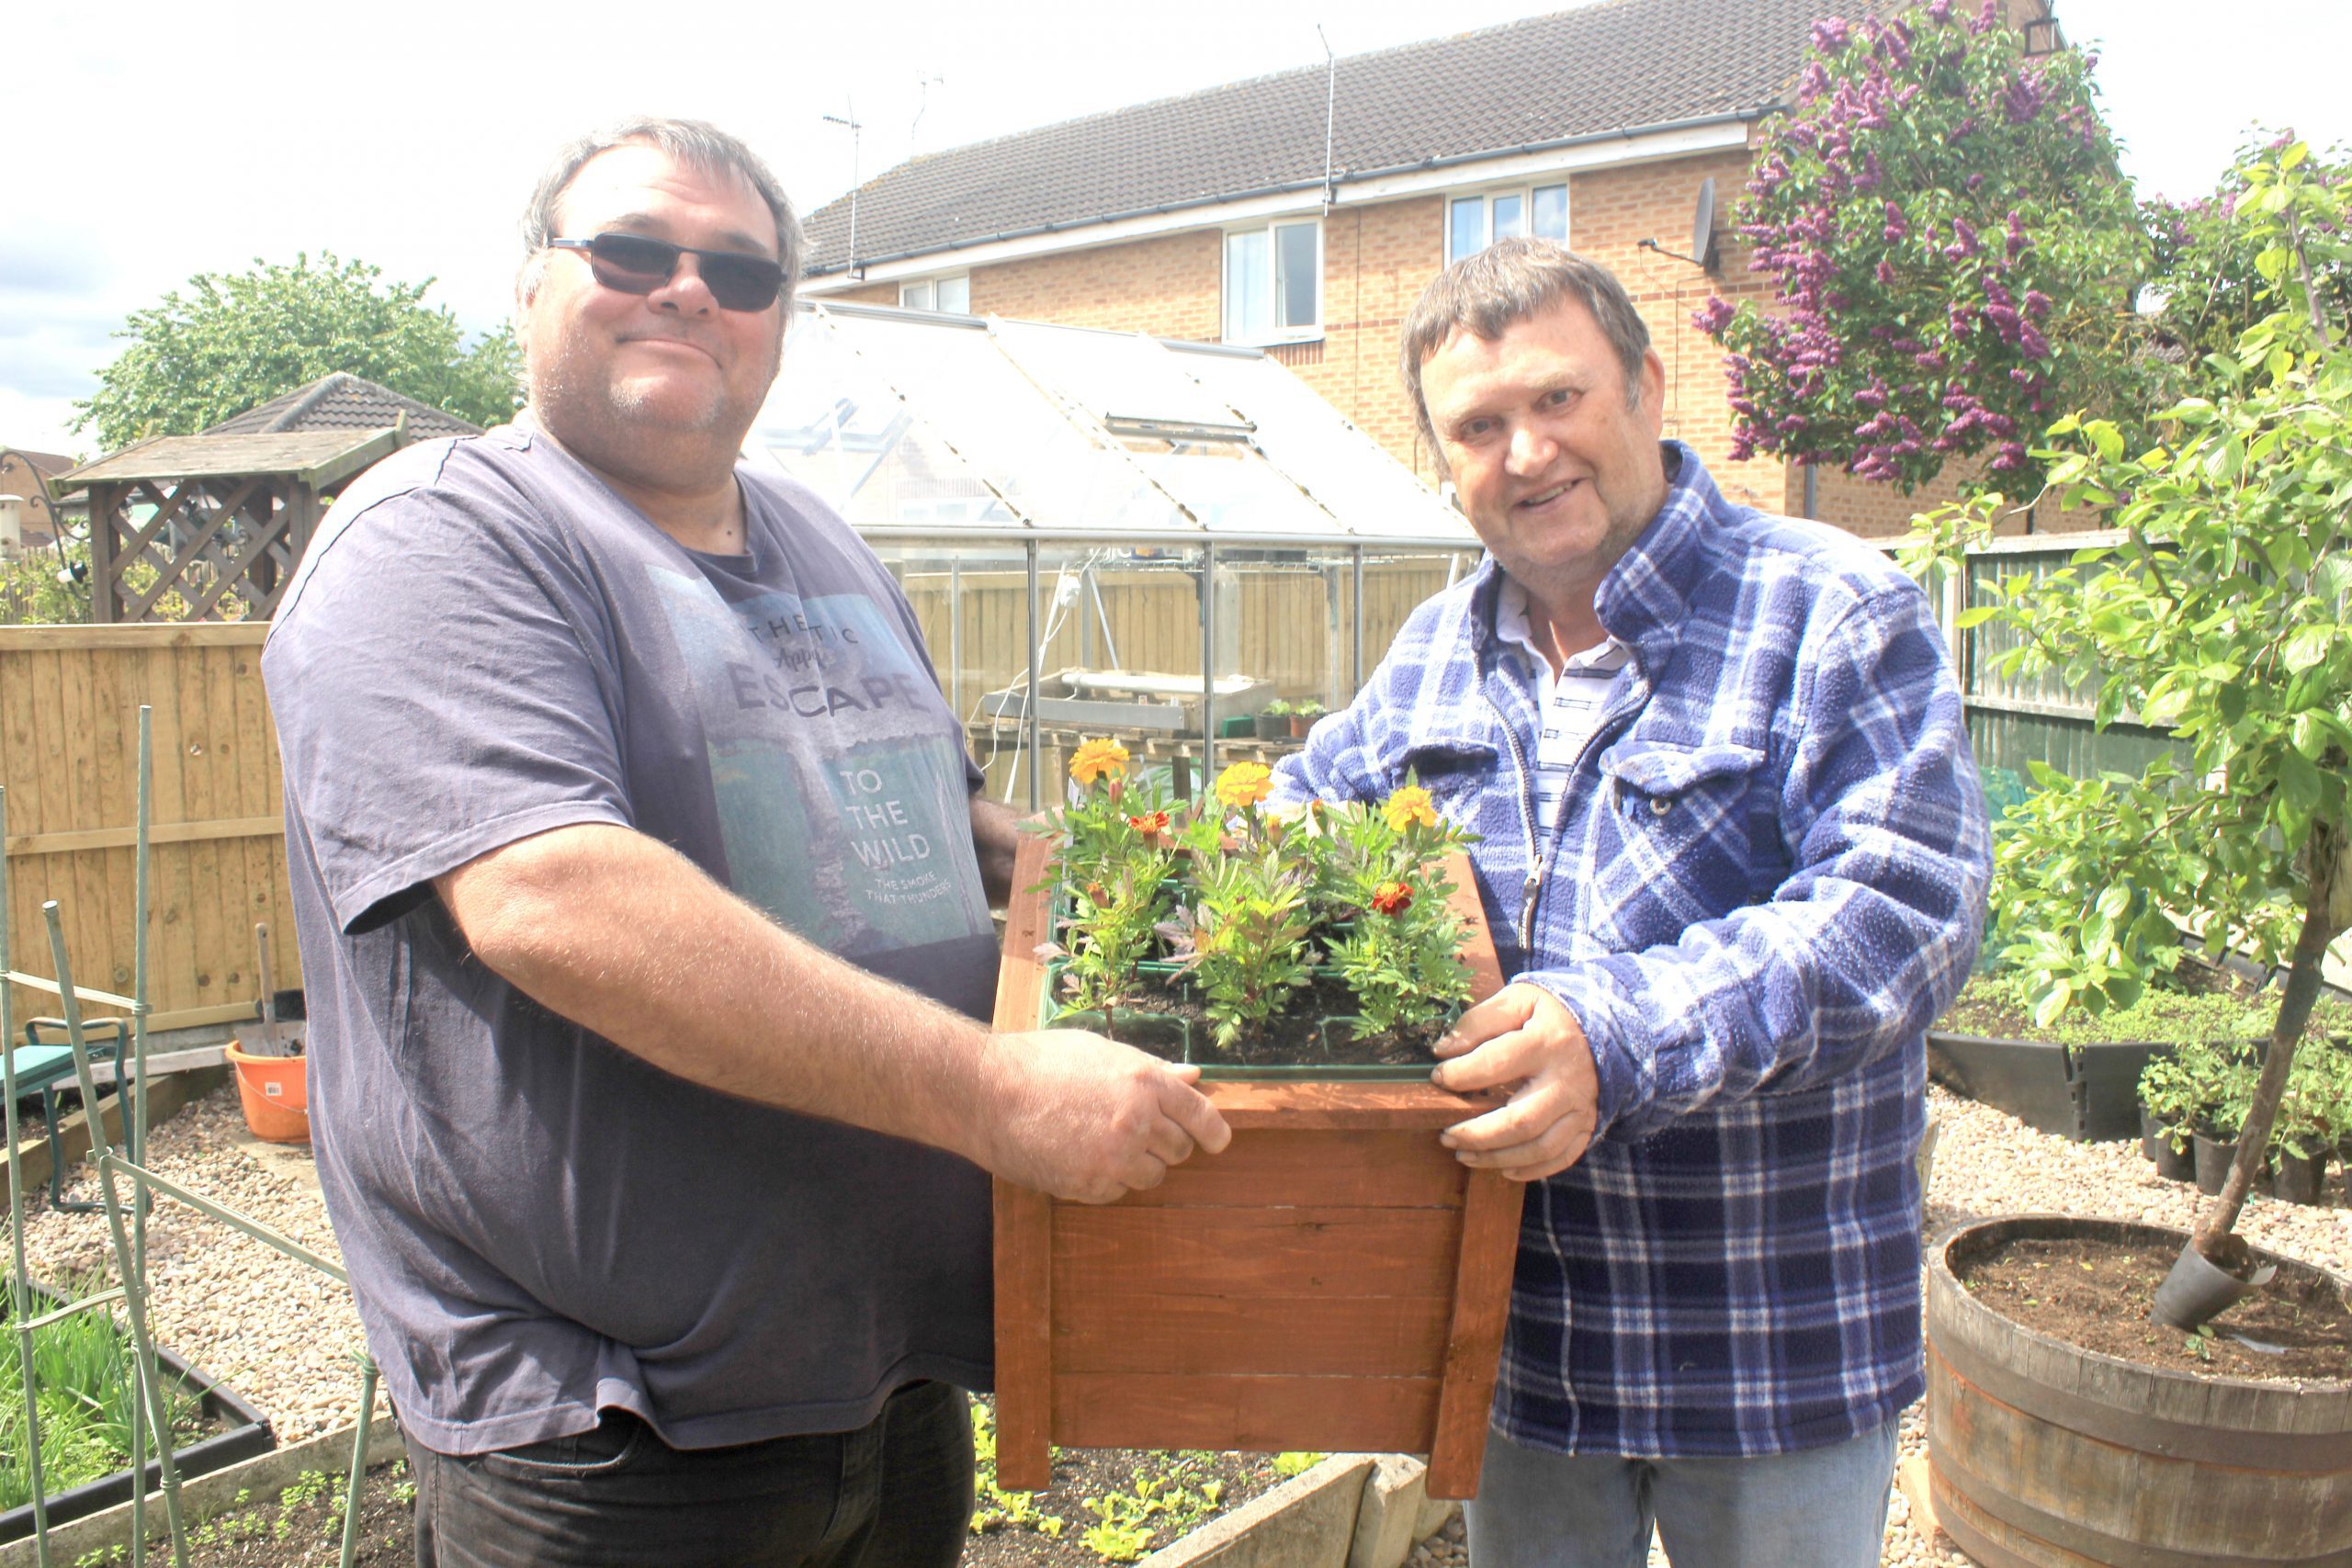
1272 240 1990 1567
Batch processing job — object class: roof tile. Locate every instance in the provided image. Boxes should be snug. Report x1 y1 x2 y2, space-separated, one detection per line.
803 0 1821 271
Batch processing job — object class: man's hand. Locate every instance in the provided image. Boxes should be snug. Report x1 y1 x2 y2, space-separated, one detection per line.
1430 982 1600 1182
978 1030 1233 1204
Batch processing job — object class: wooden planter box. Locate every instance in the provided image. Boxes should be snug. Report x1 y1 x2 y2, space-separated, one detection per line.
991 835 1523 1500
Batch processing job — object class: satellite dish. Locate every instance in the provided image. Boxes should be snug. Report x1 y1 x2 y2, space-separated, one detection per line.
1635 177 1724 272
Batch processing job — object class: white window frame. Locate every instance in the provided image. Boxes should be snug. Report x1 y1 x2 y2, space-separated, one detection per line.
1446 183 1570 265
899 274 971 314
1221 217 1322 347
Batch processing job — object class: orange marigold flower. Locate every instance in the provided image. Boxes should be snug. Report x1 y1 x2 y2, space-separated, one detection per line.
1215 761 1273 810
1127 809 1170 837
1382 785 1439 832
1371 881 1414 917
1069 738 1130 786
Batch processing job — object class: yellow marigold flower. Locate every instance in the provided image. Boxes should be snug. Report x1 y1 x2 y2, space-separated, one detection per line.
1382 785 1438 832
1069 738 1130 786
1215 761 1273 810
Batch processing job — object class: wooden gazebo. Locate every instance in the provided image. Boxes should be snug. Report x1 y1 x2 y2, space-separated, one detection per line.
60 426 407 623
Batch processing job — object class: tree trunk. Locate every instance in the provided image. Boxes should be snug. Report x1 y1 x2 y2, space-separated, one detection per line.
2192 818 2350 1258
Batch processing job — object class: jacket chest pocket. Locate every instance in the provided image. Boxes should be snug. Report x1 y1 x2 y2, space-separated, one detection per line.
1594 741 1771 928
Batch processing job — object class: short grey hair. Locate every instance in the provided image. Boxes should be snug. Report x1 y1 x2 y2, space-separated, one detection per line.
1400 238 1653 454
518 118 805 312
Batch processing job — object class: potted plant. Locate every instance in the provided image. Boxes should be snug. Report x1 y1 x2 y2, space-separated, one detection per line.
2270 1043 2344 1205
994 742 1519 1502
2133 1044 2201 1182
1252 700 1293 741
1290 698 1325 739
1900 136 2352 1563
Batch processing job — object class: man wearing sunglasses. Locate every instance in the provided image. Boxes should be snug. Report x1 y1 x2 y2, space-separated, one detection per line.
263 118 1229 1568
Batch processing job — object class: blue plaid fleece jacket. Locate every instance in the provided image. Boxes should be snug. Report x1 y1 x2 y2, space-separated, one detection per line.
1272 444 1990 1459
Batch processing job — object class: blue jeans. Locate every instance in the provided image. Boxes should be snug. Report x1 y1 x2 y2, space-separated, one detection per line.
1464 1421 1898 1568
401 1381 975 1568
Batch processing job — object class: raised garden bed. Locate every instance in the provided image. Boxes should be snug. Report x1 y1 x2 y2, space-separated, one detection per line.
1928 970 2352 1143
0 1281 274 1545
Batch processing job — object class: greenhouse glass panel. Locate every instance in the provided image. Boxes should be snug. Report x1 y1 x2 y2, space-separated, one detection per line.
831 313 1186 532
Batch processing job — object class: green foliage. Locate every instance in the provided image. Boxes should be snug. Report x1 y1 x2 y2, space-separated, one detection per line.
1261 698 1293 717
0 1280 202 1512
1700 1 2150 491
74 253 522 452
2276 1042 2352 1156
1075 1453 1230 1562
1176 844 1320 1052
1942 969 2352 1046
1909 138 2352 1242
1270 1451 1326 1478
967 1402 1067 1541
1905 137 2352 1018
2146 136 2352 367
0 541 94 625
1317 803 1476 1038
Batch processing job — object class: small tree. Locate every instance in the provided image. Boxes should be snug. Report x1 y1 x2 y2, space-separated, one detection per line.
1696 0 2147 492
74 253 521 452
1905 138 2352 1271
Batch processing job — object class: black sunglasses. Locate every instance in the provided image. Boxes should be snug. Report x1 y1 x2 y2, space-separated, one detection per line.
547 232 786 312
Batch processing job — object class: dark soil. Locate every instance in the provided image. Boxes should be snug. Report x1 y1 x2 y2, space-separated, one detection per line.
1084 974 1446 1070
143 1456 412 1567
1960 1234 2352 1382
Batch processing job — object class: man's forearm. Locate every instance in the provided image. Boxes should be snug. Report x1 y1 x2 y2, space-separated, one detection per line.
969 795 1023 908
436 823 1001 1161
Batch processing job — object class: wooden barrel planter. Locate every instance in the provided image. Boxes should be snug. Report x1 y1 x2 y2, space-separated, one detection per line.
990 834 1523 1502
1928 1214 2352 1567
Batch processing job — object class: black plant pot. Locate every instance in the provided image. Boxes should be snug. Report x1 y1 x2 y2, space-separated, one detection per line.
1253 714 1289 740
2138 1103 2164 1162
2275 1145 2331 1206
2152 1132 2195 1183
2191 1132 2237 1196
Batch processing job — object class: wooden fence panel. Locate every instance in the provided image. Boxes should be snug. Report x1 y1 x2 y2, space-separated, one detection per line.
1 625 294 1037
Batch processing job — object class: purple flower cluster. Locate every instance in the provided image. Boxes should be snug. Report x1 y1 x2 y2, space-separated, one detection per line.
1693 0 2127 490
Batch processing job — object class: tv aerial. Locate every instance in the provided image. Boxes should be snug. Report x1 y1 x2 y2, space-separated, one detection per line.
1638 177 1721 274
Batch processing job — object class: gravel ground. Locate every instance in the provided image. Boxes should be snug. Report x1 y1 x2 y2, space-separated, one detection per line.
16 1082 367 1443
14 1078 2349 1565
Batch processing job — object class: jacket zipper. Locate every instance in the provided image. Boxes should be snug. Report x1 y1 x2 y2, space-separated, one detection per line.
1485 649 1650 954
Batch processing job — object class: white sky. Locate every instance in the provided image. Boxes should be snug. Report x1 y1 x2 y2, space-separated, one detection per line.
6 0 2345 458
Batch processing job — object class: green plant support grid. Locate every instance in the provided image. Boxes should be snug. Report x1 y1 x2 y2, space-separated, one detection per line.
0 713 380 1568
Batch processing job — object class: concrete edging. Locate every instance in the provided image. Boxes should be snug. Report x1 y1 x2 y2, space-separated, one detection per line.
0 1416 399 1568
1143 1452 1459 1568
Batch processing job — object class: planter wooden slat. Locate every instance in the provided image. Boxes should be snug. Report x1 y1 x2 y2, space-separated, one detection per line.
1050 1372 1442 1453
1057 1293 1452 1377
1110 1126 1464 1208
1928 1214 2352 1567
992 832 1522 1501
1052 1206 1464 1297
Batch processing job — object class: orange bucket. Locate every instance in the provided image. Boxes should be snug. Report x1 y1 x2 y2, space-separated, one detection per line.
223 1043 310 1143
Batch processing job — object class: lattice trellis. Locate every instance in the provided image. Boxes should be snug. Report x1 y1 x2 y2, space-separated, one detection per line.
62 428 409 625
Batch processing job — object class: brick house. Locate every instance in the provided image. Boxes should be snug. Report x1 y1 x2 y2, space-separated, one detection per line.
801 0 2057 537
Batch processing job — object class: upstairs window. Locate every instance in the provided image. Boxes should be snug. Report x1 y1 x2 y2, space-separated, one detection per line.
1224 220 1321 346
900 275 971 313
1447 184 1568 265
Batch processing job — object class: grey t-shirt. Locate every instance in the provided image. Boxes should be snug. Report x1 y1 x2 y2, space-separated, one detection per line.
263 422 997 1456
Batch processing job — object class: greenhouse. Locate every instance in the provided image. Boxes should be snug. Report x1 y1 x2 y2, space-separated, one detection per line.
748 300 1481 807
